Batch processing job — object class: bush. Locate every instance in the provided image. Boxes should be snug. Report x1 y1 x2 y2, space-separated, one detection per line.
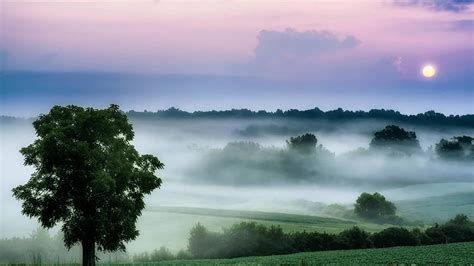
424 225 447 244
188 223 223 259
411 228 432 245
289 231 335 252
133 252 149 262
176 249 193 260
440 214 474 243
182 214 474 259
334 226 371 249
371 227 417 248
150 247 174 261
222 222 292 258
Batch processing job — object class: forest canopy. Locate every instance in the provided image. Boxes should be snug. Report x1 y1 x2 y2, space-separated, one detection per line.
125 108 474 128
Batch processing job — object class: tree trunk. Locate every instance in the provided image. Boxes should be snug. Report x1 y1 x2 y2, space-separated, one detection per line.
82 239 96 266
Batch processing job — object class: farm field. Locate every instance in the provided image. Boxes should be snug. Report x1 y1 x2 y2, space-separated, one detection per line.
149 206 353 225
133 241 474 265
396 192 474 223
128 206 394 253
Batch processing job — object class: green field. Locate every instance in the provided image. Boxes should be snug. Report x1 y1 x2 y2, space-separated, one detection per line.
128 206 393 253
150 206 353 225
131 242 474 265
146 206 390 232
396 192 474 223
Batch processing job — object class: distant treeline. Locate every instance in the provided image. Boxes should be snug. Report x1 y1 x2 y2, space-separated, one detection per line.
2 107 473 128
186 214 474 259
126 107 474 128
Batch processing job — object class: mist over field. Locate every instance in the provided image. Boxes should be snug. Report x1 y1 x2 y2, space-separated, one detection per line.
2 112 473 255
2 0 474 264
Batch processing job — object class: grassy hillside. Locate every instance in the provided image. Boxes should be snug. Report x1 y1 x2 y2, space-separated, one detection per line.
147 206 389 233
396 192 474 223
128 207 389 253
150 206 354 226
143 242 474 265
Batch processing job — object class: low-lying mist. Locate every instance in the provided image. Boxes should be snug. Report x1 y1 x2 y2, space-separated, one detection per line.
1 115 473 256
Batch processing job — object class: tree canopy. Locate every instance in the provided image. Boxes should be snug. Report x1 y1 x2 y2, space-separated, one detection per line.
435 136 473 160
286 133 318 153
12 104 163 266
354 192 396 221
369 125 421 155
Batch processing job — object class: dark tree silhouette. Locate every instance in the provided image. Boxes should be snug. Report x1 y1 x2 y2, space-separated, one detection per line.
335 226 370 249
354 192 396 220
188 223 222 259
435 136 473 160
369 125 421 155
124 108 474 129
12 105 163 266
286 133 318 153
183 214 474 259
370 227 417 248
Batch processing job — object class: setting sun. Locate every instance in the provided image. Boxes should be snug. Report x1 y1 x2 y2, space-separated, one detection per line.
422 65 436 78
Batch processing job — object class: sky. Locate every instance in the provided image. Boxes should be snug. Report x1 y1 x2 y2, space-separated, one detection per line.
0 0 473 116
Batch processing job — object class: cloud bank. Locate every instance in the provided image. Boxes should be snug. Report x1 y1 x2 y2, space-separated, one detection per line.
254 28 360 63
450 19 474 30
394 0 474 12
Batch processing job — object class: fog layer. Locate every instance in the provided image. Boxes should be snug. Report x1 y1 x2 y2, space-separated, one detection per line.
1 116 473 253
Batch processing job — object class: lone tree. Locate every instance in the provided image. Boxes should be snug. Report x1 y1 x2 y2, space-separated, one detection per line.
12 105 163 266
369 125 421 156
287 133 318 154
354 192 396 221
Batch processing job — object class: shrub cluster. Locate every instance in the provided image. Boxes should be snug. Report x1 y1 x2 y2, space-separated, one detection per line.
188 214 474 259
133 247 192 262
0 229 128 263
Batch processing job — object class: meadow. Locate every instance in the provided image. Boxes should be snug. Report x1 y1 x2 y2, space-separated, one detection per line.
396 192 474 223
11 242 470 265
128 207 390 254
130 242 474 265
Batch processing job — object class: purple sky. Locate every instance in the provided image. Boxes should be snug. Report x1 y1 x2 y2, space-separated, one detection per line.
0 0 473 115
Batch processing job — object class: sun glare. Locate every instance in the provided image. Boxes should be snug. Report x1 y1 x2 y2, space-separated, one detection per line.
422 65 436 78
